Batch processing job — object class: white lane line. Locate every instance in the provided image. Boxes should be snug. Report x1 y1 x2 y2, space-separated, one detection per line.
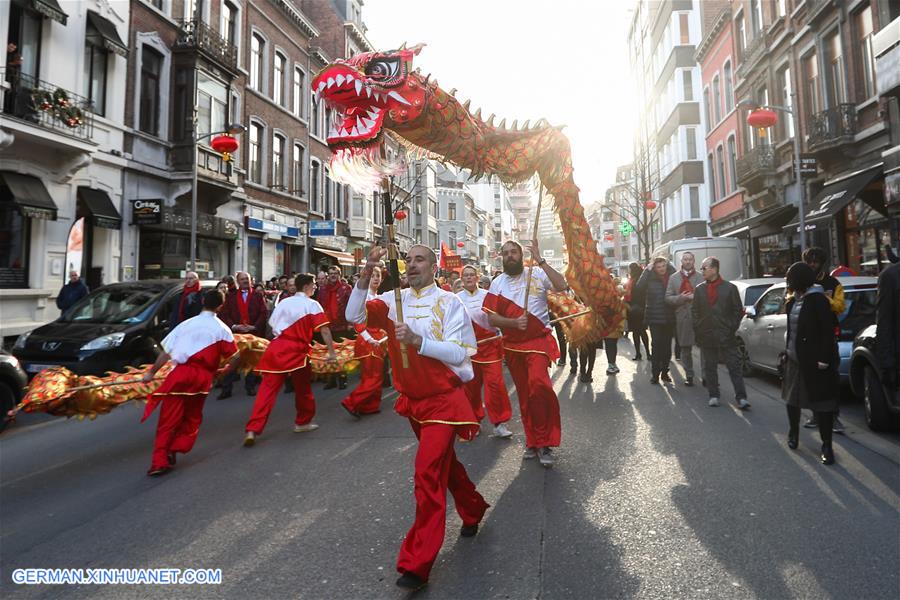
331 436 371 460
1 458 77 488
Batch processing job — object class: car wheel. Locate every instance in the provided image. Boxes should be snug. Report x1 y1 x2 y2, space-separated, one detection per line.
736 339 754 377
863 365 894 432
0 381 16 433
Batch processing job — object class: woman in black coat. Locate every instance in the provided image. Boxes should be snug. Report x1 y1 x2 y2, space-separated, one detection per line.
782 262 840 465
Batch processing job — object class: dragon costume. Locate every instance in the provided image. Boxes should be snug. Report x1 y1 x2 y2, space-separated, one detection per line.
311 44 623 346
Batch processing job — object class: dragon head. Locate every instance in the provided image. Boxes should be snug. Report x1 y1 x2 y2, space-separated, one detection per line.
312 44 427 151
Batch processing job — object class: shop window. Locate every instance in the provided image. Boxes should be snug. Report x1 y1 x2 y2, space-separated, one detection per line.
0 196 29 288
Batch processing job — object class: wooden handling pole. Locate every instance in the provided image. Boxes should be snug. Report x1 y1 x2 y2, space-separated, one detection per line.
523 185 544 313
382 176 410 369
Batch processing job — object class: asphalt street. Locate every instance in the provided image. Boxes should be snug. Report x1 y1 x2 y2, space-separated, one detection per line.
1 341 898 600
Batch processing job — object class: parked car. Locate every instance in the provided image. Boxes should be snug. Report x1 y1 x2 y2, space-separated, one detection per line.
12 280 217 378
736 277 878 382
732 278 780 309
0 349 28 432
849 324 900 431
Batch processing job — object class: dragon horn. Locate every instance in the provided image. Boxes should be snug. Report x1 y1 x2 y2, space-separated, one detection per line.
474 107 482 120
511 120 518 130
487 114 496 126
399 42 407 50
449 88 457 96
523 120 531 130
499 118 507 129
463 99 471 111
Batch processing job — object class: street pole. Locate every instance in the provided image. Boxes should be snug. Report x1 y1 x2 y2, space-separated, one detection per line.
190 105 199 272
790 91 807 255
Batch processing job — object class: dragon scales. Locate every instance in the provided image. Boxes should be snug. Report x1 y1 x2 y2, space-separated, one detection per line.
311 44 623 345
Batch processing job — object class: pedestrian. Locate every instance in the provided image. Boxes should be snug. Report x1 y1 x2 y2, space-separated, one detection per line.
222 274 237 293
141 290 240 476
318 265 354 390
216 280 229 296
56 270 89 313
243 274 338 446
625 262 650 361
635 257 676 384
691 257 750 409
781 262 839 465
341 266 388 417
800 247 847 433
457 265 513 438
274 276 297 308
168 271 202 328
218 271 267 399
485 239 567 467
346 245 489 592
665 252 703 386
553 311 571 369
478 275 492 290
876 256 900 403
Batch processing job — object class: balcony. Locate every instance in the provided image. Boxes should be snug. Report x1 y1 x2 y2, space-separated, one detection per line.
735 144 775 192
174 20 238 73
807 104 857 153
1 70 94 142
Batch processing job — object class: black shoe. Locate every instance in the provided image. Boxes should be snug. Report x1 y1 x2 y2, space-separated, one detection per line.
569 368 576 377
660 372 672 383
167 452 177 466
338 375 347 390
633 354 642 361
821 445 835 465
650 375 659 385
342 403 361 420
460 523 479 538
217 389 232 400
701 378 706 387
246 386 258 397
324 378 337 390
579 373 593 383
685 376 694 386
396 572 427 591
147 466 172 477
787 433 798 450
557 359 566 367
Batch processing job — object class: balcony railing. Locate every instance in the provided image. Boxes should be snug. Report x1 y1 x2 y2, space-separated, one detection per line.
1 69 94 141
175 20 238 71
808 104 857 151
735 143 776 184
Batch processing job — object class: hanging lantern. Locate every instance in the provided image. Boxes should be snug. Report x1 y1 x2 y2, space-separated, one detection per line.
644 200 657 210
210 134 239 162
747 108 778 136
604 234 615 242
393 210 407 221
456 241 465 248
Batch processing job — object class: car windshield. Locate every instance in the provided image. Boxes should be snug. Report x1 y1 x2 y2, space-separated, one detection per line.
61 288 162 324
838 288 877 339
744 285 770 307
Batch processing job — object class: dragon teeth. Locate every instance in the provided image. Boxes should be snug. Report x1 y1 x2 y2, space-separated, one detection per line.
365 87 372 98
362 118 376 130
336 74 345 86
387 91 411 106
373 92 380 102
327 77 336 89
317 81 326 92
350 126 359 136
355 80 363 96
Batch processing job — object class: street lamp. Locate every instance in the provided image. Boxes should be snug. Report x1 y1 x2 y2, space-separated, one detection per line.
190 121 245 271
739 95 807 254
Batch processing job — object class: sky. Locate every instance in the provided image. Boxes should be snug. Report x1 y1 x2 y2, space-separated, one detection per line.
364 0 638 207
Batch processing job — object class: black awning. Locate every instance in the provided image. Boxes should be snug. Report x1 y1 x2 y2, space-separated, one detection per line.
78 187 121 229
722 204 797 237
86 10 129 58
31 0 68 25
0 171 58 220
784 166 883 233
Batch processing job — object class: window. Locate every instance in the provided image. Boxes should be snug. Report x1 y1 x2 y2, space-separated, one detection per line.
703 87 711 128
292 143 304 195
311 160 321 212
682 70 693 101
324 174 333 216
804 53 822 115
221 1 237 47
448 202 457 220
750 0 762 36
716 146 727 200
776 0 786 18
149 0 163 8
712 75 722 123
679 13 689 44
727 136 737 193
448 231 457 248
779 65 795 139
293 66 305 118
429 198 438 218
737 16 746 58
249 121 263 183
310 91 321 137
272 133 285 188
273 51 286 106
855 5 876 101
197 72 227 138
139 46 162 135
723 61 734 112
757 288 785 316
250 33 264 91
83 38 108 116
708 154 717 200
689 187 700 218
684 127 696 160
826 31 845 105
0 193 28 288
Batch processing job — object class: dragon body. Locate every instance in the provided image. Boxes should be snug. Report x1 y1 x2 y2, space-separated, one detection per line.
312 45 623 345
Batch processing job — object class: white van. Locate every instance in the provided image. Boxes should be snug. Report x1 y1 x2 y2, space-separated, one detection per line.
652 237 746 280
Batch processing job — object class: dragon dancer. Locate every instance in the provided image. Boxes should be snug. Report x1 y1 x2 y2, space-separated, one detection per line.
142 290 239 477
346 245 489 591
484 240 567 467
341 265 388 417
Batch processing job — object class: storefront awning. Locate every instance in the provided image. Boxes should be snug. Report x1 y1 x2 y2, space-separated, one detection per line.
314 247 357 267
0 171 58 220
78 187 121 229
722 204 797 238
784 166 883 234
31 0 68 25
86 11 128 57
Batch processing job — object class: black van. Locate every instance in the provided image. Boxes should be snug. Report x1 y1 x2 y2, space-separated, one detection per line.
12 280 217 377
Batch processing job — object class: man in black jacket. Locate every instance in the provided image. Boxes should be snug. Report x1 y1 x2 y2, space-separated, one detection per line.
691 257 749 409
56 270 89 313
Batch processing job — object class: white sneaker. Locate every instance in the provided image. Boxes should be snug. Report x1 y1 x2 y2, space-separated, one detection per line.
293 423 320 433
523 447 538 460
243 431 256 447
493 423 513 439
538 447 555 468
738 398 751 410
708 397 720 407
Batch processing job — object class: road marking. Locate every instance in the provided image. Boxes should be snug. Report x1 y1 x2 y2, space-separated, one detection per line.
1 458 77 488
2 417 67 438
331 436 371 460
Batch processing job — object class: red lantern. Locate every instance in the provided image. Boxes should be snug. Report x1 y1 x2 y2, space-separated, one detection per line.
210 134 239 162
393 210 407 221
747 108 778 130
456 241 465 248
604 234 614 241
644 200 657 210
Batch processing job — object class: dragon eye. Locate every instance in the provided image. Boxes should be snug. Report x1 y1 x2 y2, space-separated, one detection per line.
365 58 400 80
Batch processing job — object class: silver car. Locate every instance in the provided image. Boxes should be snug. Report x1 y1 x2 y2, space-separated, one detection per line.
736 277 878 383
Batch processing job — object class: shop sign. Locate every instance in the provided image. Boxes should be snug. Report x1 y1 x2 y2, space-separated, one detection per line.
246 217 299 238
886 171 900 211
131 199 162 225
314 235 348 251
799 155 818 179
309 219 337 237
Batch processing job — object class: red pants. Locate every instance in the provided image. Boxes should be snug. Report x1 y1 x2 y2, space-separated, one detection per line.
396 421 489 581
341 357 383 414
505 351 561 448
245 365 314 434
151 395 205 470
464 361 512 426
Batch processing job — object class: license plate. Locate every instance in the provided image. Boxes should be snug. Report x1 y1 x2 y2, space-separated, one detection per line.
25 363 57 373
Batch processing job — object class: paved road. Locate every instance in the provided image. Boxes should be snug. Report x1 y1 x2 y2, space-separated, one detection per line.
2 343 898 599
